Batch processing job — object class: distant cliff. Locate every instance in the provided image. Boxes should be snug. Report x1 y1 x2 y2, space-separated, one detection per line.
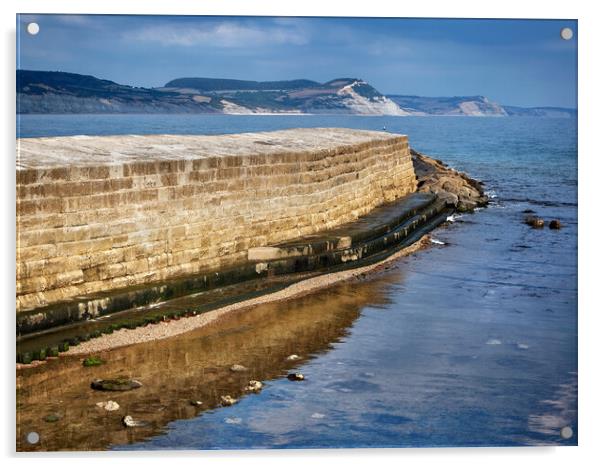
17 71 407 115
388 95 508 116
388 95 576 118
17 70 576 117
502 105 577 118
17 70 222 114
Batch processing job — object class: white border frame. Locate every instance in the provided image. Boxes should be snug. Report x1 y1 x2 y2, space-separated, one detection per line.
3 1 600 465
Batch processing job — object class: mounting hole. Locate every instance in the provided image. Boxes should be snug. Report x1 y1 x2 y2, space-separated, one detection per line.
560 27 573 40
560 426 573 439
26 431 40 444
27 22 40 35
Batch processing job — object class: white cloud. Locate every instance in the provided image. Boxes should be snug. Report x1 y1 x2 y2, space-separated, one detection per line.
55 15 95 26
123 21 309 48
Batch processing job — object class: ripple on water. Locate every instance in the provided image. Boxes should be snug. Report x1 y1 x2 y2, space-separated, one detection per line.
326 380 382 393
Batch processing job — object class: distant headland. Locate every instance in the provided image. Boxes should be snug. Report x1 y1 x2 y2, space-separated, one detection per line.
17 70 576 117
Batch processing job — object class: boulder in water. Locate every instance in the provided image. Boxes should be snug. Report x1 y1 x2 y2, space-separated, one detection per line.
549 219 562 230
220 395 238 406
122 415 148 427
524 216 545 228
229 364 248 372
457 199 478 213
287 373 305 381
245 380 263 393
91 378 142 391
96 400 120 411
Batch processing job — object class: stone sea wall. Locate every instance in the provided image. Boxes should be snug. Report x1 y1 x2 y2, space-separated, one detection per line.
17 128 417 312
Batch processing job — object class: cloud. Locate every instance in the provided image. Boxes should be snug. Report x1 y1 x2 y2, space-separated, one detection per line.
55 15 95 26
123 21 309 48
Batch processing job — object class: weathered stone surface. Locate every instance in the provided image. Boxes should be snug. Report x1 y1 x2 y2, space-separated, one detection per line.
17 128 417 312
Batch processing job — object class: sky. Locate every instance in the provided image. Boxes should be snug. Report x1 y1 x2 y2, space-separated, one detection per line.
17 15 577 108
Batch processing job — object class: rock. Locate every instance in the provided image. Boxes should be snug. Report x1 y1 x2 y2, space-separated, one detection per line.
91 378 142 391
286 354 301 361
82 356 104 367
549 219 562 230
411 150 488 212
32 348 47 361
122 415 148 427
220 395 238 406
96 400 120 411
245 380 263 393
524 216 545 228
287 373 305 381
437 191 459 207
43 413 61 423
189 400 203 406
229 364 248 372
58 341 69 352
18 352 33 365
457 199 477 213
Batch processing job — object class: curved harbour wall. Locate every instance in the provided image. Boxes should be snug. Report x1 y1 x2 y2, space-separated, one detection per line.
17 128 417 312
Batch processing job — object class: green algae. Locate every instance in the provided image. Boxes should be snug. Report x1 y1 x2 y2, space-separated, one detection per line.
83 356 104 367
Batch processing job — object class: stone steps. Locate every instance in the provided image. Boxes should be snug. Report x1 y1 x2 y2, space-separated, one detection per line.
248 192 438 261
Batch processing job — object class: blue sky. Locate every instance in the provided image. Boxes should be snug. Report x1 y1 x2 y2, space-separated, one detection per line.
17 15 577 107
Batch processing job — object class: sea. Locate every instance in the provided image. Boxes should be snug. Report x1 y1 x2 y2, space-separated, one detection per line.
17 114 577 449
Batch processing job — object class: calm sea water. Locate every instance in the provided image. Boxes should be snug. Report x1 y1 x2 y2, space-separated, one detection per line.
18 115 577 449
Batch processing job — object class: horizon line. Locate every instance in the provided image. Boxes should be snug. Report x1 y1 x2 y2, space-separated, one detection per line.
16 68 577 110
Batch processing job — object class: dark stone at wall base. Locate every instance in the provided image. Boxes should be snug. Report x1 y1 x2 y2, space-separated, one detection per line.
549 219 562 230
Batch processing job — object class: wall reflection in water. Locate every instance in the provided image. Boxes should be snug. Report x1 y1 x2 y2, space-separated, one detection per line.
17 270 402 451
